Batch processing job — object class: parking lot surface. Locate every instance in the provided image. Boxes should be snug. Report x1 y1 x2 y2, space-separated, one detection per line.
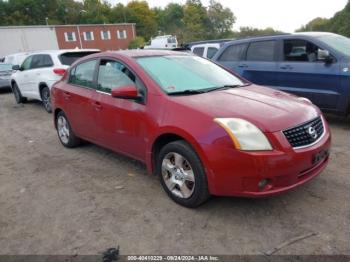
0 90 349 255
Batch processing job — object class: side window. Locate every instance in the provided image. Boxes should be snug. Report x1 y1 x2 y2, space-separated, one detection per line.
30 55 54 69
207 47 219 59
246 41 276 62
193 47 205 57
97 60 135 93
218 44 247 61
69 60 97 88
284 39 324 62
21 56 33 70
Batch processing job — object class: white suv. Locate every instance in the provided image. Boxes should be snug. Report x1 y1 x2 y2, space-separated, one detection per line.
11 49 99 113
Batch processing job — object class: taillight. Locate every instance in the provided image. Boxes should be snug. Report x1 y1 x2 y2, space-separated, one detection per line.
53 68 66 76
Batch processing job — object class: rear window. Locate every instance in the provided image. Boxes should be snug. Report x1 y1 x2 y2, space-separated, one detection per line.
193 47 205 57
59 52 98 66
246 41 276 62
207 47 219 59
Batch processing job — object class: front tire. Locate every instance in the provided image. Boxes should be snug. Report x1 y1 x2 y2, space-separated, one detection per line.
12 82 27 104
56 111 81 148
157 140 210 208
41 86 52 113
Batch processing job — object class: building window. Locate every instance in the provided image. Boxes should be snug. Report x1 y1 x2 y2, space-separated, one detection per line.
64 32 76 42
101 30 111 40
83 31 94 41
117 30 127 39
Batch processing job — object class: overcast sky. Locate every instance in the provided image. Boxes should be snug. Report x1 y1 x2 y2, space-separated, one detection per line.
107 0 348 32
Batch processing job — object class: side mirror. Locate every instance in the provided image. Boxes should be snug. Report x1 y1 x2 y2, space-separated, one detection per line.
318 49 333 63
111 85 139 100
12 65 21 71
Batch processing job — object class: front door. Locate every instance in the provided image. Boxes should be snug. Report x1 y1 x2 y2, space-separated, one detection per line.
93 59 148 161
276 38 341 110
15 55 33 96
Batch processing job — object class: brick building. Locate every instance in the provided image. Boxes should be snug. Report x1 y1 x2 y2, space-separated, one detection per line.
55 24 136 50
0 23 136 57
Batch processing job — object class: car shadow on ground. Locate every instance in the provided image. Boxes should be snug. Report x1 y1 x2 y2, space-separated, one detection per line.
0 88 12 94
324 113 350 129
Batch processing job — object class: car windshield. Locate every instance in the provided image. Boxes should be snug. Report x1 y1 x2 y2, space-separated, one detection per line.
317 34 350 57
136 55 243 94
0 64 12 71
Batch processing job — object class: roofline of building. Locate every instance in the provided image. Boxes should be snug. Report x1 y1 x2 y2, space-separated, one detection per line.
0 23 136 29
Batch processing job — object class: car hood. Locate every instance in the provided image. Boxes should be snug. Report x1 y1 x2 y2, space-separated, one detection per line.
170 85 319 132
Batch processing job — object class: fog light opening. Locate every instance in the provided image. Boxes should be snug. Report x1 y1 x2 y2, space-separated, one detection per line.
258 178 272 191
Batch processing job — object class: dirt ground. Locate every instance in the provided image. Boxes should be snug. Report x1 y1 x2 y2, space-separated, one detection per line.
0 90 349 256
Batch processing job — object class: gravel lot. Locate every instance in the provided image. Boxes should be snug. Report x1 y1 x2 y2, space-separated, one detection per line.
0 90 349 256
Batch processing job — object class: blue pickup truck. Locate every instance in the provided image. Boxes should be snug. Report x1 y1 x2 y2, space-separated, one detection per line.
213 32 350 116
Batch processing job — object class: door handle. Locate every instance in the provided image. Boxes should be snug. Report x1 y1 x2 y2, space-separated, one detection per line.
92 101 102 110
280 65 293 70
238 64 248 68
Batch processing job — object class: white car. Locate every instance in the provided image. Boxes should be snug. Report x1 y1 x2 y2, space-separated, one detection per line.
11 49 99 113
191 43 221 59
4 52 30 67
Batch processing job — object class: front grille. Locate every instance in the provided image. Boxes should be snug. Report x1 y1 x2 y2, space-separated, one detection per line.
283 116 324 148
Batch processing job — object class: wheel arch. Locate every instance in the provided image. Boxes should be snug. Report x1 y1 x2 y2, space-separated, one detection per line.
149 129 209 177
54 108 63 129
38 82 49 98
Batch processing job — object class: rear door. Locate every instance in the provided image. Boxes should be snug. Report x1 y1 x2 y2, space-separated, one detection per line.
241 40 280 86
276 38 341 110
215 43 248 75
93 58 148 160
26 54 54 99
63 59 99 140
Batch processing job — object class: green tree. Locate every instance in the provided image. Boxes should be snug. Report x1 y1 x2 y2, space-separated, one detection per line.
235 27 283 38
182 0 209 42
128 36 145 49
297 17 329 32
207 0 235 39
80 0 111 24
126 1 157 41
110 3 128 23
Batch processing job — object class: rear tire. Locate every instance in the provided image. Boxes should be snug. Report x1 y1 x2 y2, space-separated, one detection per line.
40 86 52 113
56 111 81 148
12 82 27 104
157 140 210 208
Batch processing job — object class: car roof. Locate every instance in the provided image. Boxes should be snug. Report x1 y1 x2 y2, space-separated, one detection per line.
26 49 100 56
225 32 338 45
98 49 192 58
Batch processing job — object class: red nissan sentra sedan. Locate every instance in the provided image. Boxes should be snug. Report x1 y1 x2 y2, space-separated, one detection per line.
51 50 331 207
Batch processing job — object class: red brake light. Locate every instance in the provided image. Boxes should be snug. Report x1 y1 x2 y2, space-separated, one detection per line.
53 68 66 76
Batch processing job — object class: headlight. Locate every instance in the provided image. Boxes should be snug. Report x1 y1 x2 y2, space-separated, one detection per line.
214 118 273 151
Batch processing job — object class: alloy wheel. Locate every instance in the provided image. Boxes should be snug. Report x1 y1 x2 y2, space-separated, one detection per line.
42 88 51 111
57 115 70 144
161 152 195 199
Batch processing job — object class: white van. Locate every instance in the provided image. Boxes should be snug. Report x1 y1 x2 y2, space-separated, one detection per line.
144 35 178 49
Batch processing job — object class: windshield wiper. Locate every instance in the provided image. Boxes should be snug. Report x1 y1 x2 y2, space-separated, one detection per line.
201 83 251 93
168 83 251 96
168 89 205 96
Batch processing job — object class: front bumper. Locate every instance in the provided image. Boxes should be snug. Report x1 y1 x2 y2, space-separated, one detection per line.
201 120 331 197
